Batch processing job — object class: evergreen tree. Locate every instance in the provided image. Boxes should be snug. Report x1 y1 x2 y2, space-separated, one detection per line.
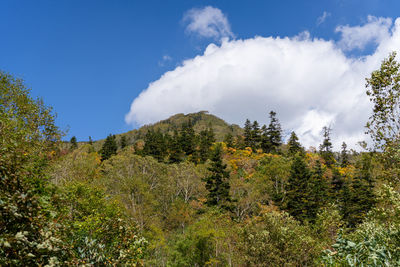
224 132 234 148
285 155 327 222
308 160 328 221
262 111 282 154
180 120 196 156
70 136 78 150
340 142 349 167
287 131 304 156
168 129 183 163
341 154 375 227
204 144 231 210
88 136 93 145
197 128 215 163
285 155 312 222
88 136 94 153
251 120 261 150
120 135 128 149
143 129 166 162
244 119 252 148
319 126 335 167
100 134 118 161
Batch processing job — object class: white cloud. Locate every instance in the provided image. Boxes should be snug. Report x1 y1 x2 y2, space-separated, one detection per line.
317 11 331 26
336 15 392 51
183 6 234 40
125 17 400 150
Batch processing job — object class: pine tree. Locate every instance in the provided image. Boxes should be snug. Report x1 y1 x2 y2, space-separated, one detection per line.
100 134 118 161
224 132 234 148
244 119 252 148
180 120 196 156
341 153 375 227
168 129 183 163
308 160 328 221
340 142 349 167
285 155 312 222
261 111 282 154
88 136 93 145
143 129 166 162
319 126 335 167
204 144 231 210
197 128 215 163
70 136 78 150
251 120 261 150
287 131 304 156
120 135 128 149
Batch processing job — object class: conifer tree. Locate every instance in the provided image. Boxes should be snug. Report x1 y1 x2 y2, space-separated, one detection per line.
251 120 261 150
143 129 166 161
168 129 183 163
244 119 252 148
224 132 234 148
88 136 93 145
287 131 304 156
319 126 335 167
70 136 78 150
261 111 282 154
120 135 128 149
204 144 231 210
197 128 215 163
340 142 349 167
100 134 118 161
341 153 375 227
180 120 196 156
285 154 312 222
308 160 328 221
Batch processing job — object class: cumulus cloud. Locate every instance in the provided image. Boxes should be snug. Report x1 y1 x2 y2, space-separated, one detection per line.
317 11 331 26
183 6 234 40
336 15 393 51
126 16 400 150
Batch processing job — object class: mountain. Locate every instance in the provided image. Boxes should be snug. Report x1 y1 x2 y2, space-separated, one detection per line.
93 111 243 149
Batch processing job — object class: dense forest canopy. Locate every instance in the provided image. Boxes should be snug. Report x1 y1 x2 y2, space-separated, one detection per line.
2 53 400 266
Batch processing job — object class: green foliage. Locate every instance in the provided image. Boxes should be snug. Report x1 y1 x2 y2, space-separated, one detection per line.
240 210 322 266
319 126 335 167
120 135 128 149
287 131 304 156
100 134 118 161
204 144 231 210
70 136 78 150
261 111 282 154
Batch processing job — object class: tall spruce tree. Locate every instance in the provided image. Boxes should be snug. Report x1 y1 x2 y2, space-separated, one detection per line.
100 134 118 161
341 153 375 227
143 129 166 161
340 142 349 167
168 129 183 163
70 136 78 150
287 131 304 156
180 120 196 156
319 126 335 167
224 132 234 148
285 155 327 222
244 119 252 148
261 111 282 154
251 120 261 150
204 144 231 210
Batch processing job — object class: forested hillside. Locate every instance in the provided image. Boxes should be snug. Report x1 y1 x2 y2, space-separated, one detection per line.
2 53 400 266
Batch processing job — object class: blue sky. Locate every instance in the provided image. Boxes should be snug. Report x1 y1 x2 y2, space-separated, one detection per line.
1 0 399 147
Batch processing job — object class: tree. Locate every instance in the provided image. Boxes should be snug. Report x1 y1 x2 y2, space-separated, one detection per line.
366 52 400 151
0 71 65 265
120 135 128 149
340 142 349 167
262 111 282 154
284 155 327 222
100 134 118 161
319 126 335 167
224 132 234 148
180 120 196 156
243 119 252 148
70 136 78 150
251 120 261 150
88 136 93 145
287 131 304 156
204 145 231 210
365 52 400 181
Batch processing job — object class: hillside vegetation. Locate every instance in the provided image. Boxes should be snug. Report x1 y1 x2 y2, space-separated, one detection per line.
2 53 400 266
